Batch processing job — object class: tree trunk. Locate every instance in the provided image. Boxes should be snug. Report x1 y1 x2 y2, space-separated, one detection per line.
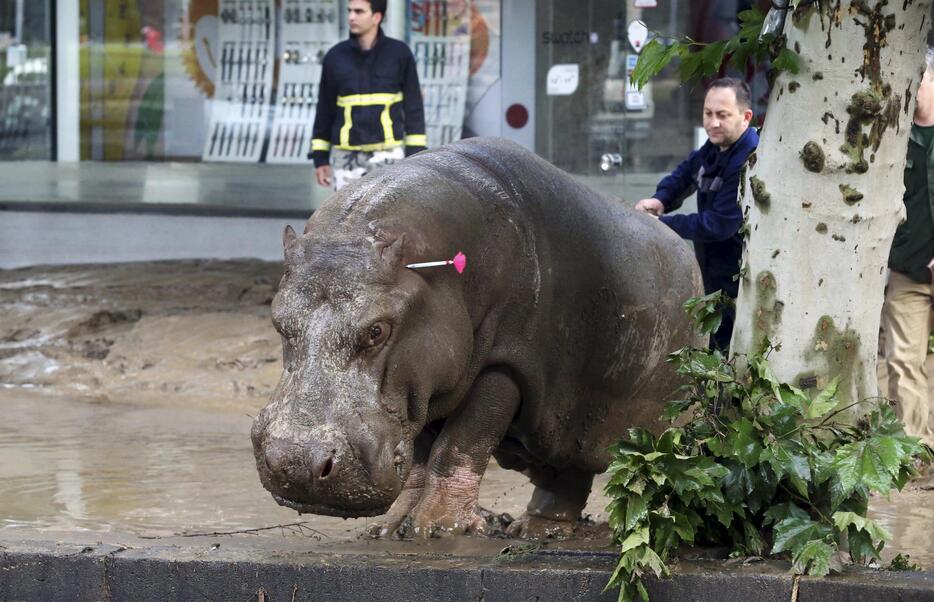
731 1 933 407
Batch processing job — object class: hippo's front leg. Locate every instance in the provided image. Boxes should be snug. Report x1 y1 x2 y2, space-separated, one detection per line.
369 432 431 538
407 368 520 536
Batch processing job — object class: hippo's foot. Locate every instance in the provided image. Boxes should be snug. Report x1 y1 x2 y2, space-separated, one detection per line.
390 467 488 538
505 513 578 540
366 464 426 539
507 465 594 540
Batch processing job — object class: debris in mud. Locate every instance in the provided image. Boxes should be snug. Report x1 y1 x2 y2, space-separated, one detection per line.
496 543 542 562
66 309 143 338
1 328 39 343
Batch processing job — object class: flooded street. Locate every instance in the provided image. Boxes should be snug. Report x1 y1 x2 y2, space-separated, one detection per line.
1 260 932 572
1 390 931 566
0 392 303 537
0 391 571 542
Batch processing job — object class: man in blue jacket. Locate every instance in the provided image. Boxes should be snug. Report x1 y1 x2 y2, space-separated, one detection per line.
635 77 758 350
311 0 426 190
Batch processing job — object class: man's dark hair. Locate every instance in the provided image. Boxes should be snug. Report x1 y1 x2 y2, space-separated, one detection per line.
707 77 751 111
365 0 387 18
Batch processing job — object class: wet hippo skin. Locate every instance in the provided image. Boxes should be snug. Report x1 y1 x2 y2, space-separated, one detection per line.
251 137 704 538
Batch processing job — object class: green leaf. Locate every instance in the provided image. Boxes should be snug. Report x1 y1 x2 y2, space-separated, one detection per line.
635 581 649 602
657 429 683 454
792 539 835 577
771 515 832 554
772 48 801 75
728 418 763 467
778 384 809 413
638 546 669 578
630 38 681 90
736 7 766 30
830 443 862 508
763 502 809 526
627 477 647 496
672 512 696 545
846 527 881 564
683 291 734 337
626 494 650 532
831 511 891 541
619 525 650 554
805 377 840 419
762 442 812 498
722 462 754 504
652 516 679 556
870 435 904 477
679 40 728 82
742 520 766 556
663 399 694 422
709 501 737 528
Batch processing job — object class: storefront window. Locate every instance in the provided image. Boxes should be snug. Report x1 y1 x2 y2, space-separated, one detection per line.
80 0 219 161
76 0 495 164
0 0 52 160
534 0 773 202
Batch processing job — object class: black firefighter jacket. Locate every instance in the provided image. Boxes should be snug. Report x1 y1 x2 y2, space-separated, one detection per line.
311 29 426 167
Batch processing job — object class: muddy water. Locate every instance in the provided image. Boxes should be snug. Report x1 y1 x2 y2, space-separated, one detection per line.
2 391 931 567
0 391 564 540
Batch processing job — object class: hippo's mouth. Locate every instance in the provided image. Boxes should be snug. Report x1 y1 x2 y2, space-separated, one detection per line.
272 494 392 518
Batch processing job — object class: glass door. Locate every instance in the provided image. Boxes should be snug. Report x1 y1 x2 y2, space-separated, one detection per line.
0 0 52 160
534 0 699 204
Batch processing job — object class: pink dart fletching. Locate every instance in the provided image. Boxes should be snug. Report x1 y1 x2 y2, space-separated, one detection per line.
451 252 467 274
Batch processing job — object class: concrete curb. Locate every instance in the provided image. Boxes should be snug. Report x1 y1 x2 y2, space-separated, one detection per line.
2 536 933 601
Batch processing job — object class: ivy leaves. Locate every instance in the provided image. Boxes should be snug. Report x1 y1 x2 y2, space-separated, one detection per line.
630 8 801 91
605 305 932 601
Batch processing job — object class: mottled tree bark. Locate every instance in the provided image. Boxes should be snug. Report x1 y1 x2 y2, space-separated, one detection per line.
732 0 933 407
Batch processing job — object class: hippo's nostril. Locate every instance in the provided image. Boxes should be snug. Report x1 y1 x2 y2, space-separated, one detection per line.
319 454 334 480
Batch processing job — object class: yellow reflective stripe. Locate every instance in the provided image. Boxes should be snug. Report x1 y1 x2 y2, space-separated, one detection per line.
380 103 397 146
340 104 353 148
334 141 404 152
404 134 426 147
336 92 404 107
311 138 331 151
337 92 404 149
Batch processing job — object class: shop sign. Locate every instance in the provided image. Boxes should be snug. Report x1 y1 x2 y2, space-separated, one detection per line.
627 20 648 54
546 64 579 96
541 31 594 45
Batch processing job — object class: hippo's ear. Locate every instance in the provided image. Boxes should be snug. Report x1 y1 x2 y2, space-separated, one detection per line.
373 233 406 270
282 225 306 264
282 225 298 248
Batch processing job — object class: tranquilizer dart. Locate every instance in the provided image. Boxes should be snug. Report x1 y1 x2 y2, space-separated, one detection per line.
406 252 467 274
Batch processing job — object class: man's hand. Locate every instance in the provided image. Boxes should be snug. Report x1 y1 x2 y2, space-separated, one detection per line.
316 165 333 187
634 198 665 217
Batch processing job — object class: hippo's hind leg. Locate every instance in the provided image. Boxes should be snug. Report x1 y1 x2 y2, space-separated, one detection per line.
402 367 520 537
506 465 594 539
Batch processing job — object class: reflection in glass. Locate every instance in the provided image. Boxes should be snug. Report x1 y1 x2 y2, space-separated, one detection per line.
0 0 52 160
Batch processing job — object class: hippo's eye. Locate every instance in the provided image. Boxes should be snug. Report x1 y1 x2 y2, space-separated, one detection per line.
364 321 391 348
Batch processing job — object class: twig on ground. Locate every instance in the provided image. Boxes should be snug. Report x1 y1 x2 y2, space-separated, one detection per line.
138 521 327 540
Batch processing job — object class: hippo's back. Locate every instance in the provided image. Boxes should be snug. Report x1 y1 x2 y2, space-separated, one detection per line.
408 138 703 471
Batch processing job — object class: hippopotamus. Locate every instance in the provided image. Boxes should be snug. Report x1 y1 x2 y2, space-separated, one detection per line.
251 137 704 537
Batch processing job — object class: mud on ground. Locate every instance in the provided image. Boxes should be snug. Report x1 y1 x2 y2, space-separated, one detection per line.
0 260 284 411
